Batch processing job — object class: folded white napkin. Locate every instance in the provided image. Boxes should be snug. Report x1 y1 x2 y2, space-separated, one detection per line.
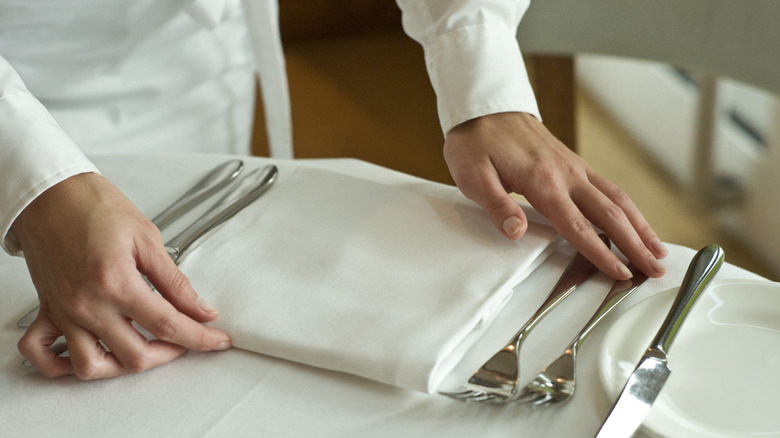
178 165 558 392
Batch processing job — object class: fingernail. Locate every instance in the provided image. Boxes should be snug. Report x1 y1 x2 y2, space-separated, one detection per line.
651 237 669 257
502 216 523 237
197 297 219 315
616 261 633 279
649 256 666 275
215 340 232 351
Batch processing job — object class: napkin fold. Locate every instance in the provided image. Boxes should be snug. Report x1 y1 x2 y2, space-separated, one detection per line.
178 165 557 392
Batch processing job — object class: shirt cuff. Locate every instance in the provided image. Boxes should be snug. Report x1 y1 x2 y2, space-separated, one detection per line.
422 23 541 136
0 93 98 255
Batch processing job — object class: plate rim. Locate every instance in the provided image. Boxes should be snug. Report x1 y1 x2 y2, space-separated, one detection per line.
597 278 780 437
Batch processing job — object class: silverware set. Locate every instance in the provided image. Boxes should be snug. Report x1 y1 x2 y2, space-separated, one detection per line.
443 238 724 437
16 160 279 363
441 234 651 406
441 236 607 403
513 267 648 407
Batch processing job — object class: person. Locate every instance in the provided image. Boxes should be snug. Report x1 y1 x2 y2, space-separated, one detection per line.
0 0 667 380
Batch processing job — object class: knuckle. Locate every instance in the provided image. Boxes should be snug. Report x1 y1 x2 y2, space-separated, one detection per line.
142 219 163 238
66 296 95 321
39 367 64 379
134 218 164 246
637 224 657 240
86 257 119 287
151 318 179 342
194 331 214 351
125 353 153 374
608 186 632 206
73 360 101 380
531 163 558 186
168 269 193 296
602 202 625 222
17 336 34 358
562 161 582 178
485 194 513 216
570 216 593 235
81 270 124 307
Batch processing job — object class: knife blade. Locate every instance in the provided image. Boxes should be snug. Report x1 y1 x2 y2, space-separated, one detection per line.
594 244 724 438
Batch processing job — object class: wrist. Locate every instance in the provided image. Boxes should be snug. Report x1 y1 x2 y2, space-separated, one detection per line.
9 172 100 249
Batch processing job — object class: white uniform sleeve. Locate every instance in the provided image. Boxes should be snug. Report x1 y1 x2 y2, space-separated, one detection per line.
395 0 540 136
0 55 98 255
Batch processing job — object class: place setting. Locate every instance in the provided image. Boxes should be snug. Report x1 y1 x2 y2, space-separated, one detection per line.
6 154 780 437
152 157 780 436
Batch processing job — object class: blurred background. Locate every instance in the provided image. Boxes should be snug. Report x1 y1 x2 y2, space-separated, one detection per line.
252 1 779 281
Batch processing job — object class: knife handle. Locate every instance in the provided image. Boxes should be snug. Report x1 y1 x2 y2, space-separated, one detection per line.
165 165 279 259
649 244 724 355
150 159 244 230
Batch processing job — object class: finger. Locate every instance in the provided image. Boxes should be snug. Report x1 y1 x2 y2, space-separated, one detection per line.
578 174 667 277
139 242 219 323
80 311 191 375
121 275 231 352
575 191 664 278
589 171 670 260
452 163 529 240
532 191 631 280
63 323 129 380
17 317 73 378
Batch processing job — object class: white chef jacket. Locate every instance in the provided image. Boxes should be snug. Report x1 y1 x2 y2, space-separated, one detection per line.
0 0 539 255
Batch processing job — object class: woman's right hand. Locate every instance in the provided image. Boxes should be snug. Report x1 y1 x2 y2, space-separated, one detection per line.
11 172 232 379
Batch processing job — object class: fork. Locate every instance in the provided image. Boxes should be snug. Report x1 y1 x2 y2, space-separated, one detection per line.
440 235 607 403
511 265 648 406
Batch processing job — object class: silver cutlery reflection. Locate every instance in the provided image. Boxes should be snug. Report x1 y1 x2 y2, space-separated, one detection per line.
15 159 244 329
164 164 278 261
512 265 648 406
440 235 608 403
150 159 244 229
21 164 278 367
595 244 724 437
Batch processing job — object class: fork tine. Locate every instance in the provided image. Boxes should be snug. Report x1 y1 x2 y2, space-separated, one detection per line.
439 244 604 404
465 392 498 403
508 267 649 407
440 388 500 403
530 394 565 408
440 390 477 399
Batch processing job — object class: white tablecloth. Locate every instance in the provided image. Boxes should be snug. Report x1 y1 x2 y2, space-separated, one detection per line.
0 154 764 437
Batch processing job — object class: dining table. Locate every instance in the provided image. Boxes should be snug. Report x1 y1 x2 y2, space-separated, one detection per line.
0 153 771 437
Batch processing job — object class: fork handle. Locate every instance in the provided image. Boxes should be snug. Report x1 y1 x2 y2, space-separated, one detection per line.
570 266 648 352
515 240 603 343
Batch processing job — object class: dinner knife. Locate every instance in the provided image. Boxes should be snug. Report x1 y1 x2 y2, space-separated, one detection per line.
594 244 724 438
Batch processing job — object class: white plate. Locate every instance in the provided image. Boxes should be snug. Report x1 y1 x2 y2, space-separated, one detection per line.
599 280 780 438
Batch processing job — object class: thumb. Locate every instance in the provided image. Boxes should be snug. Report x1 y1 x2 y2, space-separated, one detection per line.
140 241 219 323
454 168 529 240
